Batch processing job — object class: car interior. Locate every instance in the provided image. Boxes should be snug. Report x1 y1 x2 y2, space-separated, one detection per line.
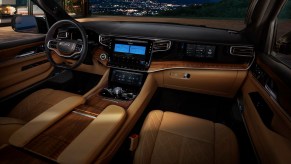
0 0 290 163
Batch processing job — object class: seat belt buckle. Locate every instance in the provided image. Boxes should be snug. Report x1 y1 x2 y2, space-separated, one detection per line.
129 134 139 151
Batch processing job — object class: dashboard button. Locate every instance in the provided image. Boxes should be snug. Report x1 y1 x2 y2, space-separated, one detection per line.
205 46 216 58
195 45 206 58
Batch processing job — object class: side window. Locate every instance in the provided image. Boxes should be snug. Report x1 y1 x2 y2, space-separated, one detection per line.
274 0 291 56
0 0 45 26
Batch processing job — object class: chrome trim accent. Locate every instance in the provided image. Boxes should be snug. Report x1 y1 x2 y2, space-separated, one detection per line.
230 45 254 57
15 50 36 58
72 111 97 119
99 34 111 47
265 83 277 100
47 40 83 58
108 66 148 73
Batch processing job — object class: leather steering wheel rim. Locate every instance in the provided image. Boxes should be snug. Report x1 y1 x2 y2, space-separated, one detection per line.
45 19 88 69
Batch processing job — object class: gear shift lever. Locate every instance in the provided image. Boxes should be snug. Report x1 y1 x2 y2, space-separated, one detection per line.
100 86 136 100
112 87 124 97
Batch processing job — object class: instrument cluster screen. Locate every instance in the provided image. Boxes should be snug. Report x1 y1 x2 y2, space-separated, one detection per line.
114 44 146 55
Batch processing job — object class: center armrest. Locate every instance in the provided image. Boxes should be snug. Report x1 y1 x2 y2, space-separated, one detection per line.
9 96 85 147
57 105 126 164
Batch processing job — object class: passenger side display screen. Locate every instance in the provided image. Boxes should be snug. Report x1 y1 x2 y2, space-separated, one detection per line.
114 44 146 55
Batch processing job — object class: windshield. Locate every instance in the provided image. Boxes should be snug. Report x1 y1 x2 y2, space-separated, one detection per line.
56 0 250 31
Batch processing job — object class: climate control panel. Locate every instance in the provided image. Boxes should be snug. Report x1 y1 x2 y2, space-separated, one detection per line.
111 69 144 87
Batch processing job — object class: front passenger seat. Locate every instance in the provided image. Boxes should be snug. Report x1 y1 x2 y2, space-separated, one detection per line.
0 89 80 146
134 110 239 164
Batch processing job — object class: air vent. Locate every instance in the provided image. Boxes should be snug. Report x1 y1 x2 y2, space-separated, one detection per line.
99 35 111 47
230 46 254 57
153 40 171 52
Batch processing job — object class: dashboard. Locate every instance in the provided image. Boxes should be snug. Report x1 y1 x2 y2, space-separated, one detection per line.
57 21 255 88
80 21 254 72
78 21 254 99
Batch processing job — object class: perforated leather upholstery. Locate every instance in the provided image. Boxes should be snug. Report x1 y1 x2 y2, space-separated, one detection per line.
134 110 239 164
0 89 79 145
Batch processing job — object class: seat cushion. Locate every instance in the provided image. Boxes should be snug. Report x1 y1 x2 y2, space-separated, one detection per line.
134 110 239 164
0 117 25 146
8 89 79 122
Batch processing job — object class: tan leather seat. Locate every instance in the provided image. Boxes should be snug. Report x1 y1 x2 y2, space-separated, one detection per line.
0 89 79 145
134 110 239 164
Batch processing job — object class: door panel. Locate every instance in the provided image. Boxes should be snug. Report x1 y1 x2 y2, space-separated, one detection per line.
0 41 45 62
0 52 53 99
241 69 291 163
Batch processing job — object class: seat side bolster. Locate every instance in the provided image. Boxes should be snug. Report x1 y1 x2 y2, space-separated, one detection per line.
9 96 85 147
133 110 164 164
214 123 239 164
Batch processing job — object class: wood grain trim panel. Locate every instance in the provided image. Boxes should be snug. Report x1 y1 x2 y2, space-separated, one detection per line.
25 111 95 159
149 61 249 72
92 47 108 67
0 41 44 62
0 145 52 164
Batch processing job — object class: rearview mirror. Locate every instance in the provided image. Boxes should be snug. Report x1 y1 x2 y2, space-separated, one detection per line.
11 15 39 33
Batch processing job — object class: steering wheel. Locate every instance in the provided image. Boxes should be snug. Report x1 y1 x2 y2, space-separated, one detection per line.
45 20 88 69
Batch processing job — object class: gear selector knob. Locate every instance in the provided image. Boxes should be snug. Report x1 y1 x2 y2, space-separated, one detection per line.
112 87 123 96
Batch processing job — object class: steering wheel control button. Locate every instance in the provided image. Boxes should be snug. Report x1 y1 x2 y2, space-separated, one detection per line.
48 40 58 49
75 44 83 52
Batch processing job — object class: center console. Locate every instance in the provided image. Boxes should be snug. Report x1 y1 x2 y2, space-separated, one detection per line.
100 36 152 100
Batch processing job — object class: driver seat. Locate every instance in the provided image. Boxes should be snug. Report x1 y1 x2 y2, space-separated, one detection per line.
0 89 80 146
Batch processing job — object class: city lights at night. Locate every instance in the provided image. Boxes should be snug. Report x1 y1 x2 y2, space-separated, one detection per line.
89 0 201 16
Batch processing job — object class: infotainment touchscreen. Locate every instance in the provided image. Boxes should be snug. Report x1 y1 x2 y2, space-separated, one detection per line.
114 44 146 55
108 37 153 70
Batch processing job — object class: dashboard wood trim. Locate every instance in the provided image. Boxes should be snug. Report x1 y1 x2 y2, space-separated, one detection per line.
148 61 250 72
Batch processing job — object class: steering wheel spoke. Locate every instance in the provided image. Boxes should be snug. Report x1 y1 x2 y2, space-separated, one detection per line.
47 39 59 50
75 43 83 54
